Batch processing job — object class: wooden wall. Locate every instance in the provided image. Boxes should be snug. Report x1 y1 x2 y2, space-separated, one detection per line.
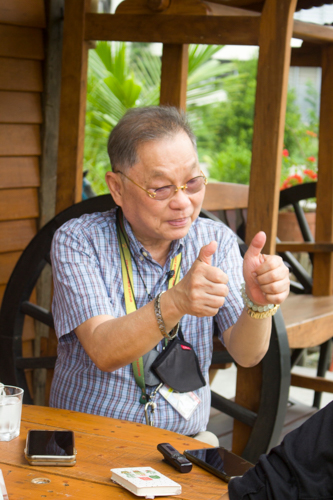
0 0 45 308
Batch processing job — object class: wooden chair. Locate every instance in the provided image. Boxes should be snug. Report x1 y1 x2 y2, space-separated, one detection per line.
0 191 290 464
277 182 333 408
203 181 333 412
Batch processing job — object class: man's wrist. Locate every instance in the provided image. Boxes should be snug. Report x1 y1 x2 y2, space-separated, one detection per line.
240 283 279 319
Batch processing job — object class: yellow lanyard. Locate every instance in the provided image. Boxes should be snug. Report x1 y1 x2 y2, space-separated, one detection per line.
116 210 181 404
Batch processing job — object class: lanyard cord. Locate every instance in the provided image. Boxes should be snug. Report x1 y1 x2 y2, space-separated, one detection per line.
116 208 182 405
116 210 152 301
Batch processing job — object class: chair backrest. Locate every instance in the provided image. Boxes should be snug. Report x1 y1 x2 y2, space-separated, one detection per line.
203 182 249 241
0 194 116 404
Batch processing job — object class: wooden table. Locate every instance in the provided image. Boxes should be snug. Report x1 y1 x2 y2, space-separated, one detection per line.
0 405 227 499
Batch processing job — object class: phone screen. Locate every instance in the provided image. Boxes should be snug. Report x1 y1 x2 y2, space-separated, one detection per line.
184 447 253 482
27 430 75 457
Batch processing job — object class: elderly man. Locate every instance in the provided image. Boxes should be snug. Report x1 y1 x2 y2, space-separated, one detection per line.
50 106 289 444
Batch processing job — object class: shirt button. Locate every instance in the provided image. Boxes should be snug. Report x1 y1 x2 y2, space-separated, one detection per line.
142 251 148 257
139 256 144 261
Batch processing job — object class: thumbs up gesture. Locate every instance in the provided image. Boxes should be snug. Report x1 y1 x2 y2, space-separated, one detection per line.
170 241 230 318
243 232 290 306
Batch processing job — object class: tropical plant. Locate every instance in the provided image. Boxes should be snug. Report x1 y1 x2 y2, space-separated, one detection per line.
84 42 233 193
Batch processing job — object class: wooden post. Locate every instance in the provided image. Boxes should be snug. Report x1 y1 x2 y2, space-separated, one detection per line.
55 0 90 214
160 44 188 110
233 0 297 456
246 0 297 253
313 44 333 296
35 0 64 406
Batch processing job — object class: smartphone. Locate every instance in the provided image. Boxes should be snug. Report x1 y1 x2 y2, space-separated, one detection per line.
183 447 253 483
24 430 76 466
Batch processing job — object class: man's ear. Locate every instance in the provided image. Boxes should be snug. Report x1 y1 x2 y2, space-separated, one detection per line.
105 171 123 207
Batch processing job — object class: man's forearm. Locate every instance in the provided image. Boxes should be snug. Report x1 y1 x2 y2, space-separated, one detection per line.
223 309 271 367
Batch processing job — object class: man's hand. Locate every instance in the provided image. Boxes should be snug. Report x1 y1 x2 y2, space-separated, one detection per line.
170 241 229 318
243 231 290 306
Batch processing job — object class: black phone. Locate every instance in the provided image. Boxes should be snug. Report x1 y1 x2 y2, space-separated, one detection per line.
25 430 76 466
183 447 253 483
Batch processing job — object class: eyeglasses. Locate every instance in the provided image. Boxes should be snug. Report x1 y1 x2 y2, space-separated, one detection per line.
115 171 207 201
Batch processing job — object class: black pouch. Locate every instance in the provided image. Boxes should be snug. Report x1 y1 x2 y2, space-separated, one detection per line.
151 328 206 393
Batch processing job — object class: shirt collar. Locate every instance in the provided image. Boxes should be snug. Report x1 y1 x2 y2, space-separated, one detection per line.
122 212 184 263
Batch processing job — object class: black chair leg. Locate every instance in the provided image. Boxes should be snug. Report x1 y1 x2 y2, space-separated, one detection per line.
313 339 332 408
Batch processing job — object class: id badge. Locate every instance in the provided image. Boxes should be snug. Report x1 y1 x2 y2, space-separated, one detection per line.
159 384 201 420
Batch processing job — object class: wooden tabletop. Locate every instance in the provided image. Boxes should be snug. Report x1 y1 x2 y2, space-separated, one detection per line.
0 405 227 500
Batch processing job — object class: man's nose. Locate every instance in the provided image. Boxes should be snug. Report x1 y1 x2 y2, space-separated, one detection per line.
169 187 191 208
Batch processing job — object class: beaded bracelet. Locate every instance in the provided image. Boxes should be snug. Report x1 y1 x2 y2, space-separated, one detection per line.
240 283 280 319
154 291 179 340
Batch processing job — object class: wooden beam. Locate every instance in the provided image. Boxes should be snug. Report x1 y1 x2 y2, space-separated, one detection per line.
160 44 188 110
291 373 333 393
246 0 297 252
276 242 333 253
291 43 322 67
84 13 260 45
313 45 333 296
234 0 297 457
56 0 90 213
293 20 333 44
40 0 63 227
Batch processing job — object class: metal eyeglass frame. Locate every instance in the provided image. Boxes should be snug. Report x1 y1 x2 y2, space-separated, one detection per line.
114 170 207 200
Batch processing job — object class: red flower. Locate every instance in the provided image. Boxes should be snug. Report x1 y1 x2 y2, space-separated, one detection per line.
282 149 289 157
280 173 303 190
307 156 316 162
303 169 317 180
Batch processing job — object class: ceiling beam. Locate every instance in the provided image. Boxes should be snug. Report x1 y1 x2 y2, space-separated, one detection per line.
85 13 260 45
85 13 333 46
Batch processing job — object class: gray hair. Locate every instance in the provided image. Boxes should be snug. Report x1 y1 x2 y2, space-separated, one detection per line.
107 106 197 172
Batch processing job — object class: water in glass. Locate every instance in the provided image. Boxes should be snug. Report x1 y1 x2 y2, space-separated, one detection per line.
0 385 24 441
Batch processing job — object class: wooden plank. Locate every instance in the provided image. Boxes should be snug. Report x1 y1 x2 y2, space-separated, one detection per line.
56 0 90 213
116 0 210 14
313 45 333 296
0 157 40 188
291 373 333 393
276 242 333 253
0 188 39 221
160 44 188 110
0 0 45 28
0 251 21 284
280 294 333 348
0 219 37 253
293 19 333 44
246 0 297 252
203 182 249 211
0 91 42 124
0 24 44 60
84 13 260 45
116 0 261 15
0 124 41 156
290 43 322 67
0 57 43 91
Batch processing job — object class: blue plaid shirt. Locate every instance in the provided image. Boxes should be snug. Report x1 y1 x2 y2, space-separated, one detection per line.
50 208 244 435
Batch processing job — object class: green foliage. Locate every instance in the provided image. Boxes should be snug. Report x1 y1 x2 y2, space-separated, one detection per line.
84 42 233 193
204 138 252 185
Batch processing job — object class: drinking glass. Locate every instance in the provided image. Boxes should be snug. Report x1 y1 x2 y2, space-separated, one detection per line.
0 385 24 441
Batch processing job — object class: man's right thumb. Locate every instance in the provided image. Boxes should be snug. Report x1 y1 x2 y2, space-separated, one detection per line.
198 241 217 266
